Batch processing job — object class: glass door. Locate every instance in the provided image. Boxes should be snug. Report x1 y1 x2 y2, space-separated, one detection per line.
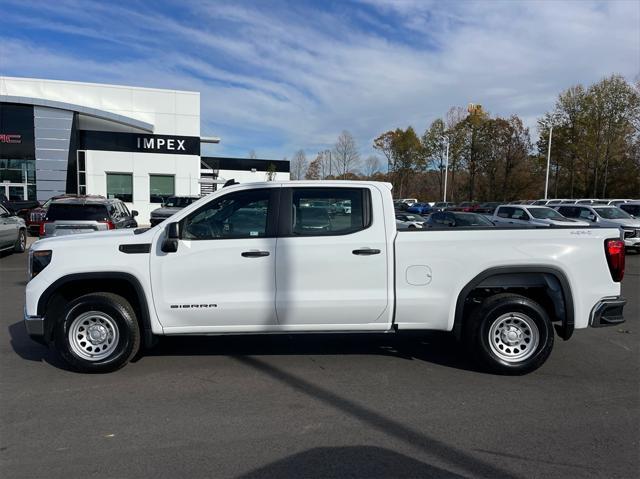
2 183 28 201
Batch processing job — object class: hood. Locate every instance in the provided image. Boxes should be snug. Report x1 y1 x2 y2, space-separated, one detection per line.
600 218 640 228
150 207 182 218
32 228 143 249
534 218 590 227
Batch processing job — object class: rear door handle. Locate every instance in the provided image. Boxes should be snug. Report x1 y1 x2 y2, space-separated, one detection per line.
241 250 270 258
352 248 381 256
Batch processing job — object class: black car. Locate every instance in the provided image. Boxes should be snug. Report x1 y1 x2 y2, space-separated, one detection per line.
426 211 495 228
150 196 200 227
40 197 138 237
476 202 503 215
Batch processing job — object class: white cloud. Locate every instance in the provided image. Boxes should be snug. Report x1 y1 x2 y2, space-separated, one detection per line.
0 0 638 160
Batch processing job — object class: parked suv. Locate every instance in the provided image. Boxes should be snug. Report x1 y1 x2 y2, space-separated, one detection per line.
150 196 200 227
556 205 640 250
40 197 138 237
0 204 27 254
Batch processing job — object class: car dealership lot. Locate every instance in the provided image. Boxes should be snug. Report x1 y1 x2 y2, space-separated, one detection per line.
1 250 638 478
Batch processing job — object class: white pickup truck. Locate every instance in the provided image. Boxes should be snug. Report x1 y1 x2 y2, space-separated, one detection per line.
24 181 627 374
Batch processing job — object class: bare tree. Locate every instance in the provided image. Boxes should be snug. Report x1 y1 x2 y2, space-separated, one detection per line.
290 149 308 180
333 130 360 179
363 155 381 177
248 150 257 159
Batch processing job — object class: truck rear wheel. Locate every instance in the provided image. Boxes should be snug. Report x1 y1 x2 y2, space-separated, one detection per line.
54 293 140 373
465 294 554 375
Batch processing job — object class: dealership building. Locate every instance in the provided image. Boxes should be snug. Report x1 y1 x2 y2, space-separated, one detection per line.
0 76 289 223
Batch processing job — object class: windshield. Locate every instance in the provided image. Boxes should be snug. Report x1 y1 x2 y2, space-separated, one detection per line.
164 197 197 208
454 213 493 226
46 204 109 221
528 208 564 219
594 207 631 219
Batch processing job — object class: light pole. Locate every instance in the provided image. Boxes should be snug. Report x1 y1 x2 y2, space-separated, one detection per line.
442 136 450 202
544 126 553 199
324 149 332 178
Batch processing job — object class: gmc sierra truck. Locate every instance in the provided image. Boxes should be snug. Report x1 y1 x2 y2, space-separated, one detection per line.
24 181 626 374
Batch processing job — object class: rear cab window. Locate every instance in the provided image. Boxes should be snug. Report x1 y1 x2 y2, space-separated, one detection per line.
46 204 110 221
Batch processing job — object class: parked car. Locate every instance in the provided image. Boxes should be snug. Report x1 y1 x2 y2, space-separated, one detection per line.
492 205 589 227
619 201 640 218
333 200 352 215
0 204 27 254
406 202 432 215
476 202 502 215
0 192 40 225
426 211 495 228
395 213 425 229
571 199 609 205
431 201 456 211
150 196 200 227
556 205 640 250
447 201 481 212
25 181 626 375
40 197 138 237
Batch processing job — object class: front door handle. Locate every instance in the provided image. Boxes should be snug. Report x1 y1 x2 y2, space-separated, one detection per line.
352 248 381 256
241 250 270 258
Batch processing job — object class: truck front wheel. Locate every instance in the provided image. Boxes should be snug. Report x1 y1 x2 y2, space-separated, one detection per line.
54 293 140 373
465 294 554 375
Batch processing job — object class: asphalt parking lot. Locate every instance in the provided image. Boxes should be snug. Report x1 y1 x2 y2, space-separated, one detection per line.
0 247 638 479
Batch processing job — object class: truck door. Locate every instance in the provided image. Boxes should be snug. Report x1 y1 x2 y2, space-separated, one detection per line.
275 186 390 327
150 187 280 330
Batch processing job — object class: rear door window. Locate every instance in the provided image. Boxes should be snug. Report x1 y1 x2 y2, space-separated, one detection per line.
288 188 369 236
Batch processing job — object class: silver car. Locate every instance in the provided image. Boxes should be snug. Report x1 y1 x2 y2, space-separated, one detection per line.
395 213 425 229
556 205 640 250
0 204 27 254
492 205 589 227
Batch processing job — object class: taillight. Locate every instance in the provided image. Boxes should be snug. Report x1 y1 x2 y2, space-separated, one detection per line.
38 221 50 236
604 238 625 282
102 220 116 230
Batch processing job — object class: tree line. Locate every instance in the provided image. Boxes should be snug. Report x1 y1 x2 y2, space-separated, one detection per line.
283 75 639 201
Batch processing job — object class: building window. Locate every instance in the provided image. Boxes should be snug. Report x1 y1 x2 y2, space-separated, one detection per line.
149 174 174 203
106 173 133 202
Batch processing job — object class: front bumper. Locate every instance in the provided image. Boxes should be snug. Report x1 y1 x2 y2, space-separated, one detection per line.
24 307 46 343
589 297 626 327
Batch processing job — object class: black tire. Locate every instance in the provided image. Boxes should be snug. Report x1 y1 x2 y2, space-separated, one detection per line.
14 229 26 253
464 293 554 375
54 292 140 373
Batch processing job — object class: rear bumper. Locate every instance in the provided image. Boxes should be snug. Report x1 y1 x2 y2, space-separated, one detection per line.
589 297 626 327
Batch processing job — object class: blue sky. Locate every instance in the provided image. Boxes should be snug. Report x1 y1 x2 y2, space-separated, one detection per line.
0 0 638 163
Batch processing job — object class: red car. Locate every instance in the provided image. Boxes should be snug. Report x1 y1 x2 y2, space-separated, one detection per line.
447 201 481 212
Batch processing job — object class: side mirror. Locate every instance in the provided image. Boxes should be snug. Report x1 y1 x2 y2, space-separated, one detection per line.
131 210 139 217
588 214 596 222
161 222 180 253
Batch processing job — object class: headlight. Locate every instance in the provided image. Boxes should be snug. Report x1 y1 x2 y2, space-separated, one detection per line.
29 250 52 279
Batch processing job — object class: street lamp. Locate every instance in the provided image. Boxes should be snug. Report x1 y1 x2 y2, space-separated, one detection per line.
441 136 450 202
544 126 553 200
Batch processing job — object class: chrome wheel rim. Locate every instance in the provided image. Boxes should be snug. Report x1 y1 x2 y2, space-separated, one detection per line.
488 312 539 363
68 311 119 361
19 232 26 250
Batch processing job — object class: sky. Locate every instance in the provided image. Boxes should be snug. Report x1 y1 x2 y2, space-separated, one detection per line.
0 0 638 163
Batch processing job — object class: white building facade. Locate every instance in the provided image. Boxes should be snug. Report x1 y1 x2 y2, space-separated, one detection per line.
0 76 289 224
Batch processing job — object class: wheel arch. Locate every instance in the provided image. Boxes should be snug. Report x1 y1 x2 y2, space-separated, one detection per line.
37 272 155 348
453 266 574 341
